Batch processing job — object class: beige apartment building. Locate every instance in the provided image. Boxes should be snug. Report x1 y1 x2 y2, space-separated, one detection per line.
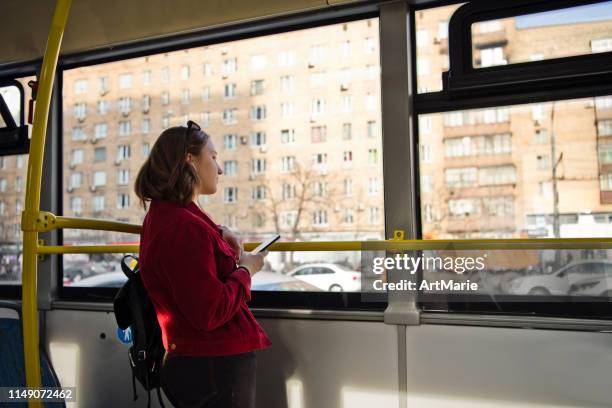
417 5 612 239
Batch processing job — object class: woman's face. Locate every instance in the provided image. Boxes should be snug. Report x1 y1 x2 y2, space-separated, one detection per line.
188 139 222 195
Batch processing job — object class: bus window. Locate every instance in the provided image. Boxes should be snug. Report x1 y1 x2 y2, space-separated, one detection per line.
0 77 33 288
471 2 612 68
61 18 384 292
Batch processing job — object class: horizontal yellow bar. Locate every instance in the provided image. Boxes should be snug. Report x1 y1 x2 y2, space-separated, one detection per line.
37 238 612 255
55 216 141 234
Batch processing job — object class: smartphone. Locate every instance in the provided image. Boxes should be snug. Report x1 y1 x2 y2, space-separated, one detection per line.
251 234 280 254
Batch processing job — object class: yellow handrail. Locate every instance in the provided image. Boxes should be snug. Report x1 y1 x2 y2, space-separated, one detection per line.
20 0 71 406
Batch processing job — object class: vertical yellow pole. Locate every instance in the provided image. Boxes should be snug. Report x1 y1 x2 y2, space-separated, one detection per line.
21 1 71 407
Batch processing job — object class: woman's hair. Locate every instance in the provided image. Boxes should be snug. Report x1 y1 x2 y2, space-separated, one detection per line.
135 125 210 210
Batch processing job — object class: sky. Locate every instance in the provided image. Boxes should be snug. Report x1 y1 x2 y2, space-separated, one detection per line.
516 1 612 29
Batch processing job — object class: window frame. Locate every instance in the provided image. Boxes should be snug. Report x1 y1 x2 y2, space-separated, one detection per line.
412 0 612 320
51 5 386 309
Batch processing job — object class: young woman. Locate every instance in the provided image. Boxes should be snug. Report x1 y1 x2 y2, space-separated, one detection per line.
135 121 272 407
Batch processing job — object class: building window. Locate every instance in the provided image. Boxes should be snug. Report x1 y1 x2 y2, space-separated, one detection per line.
71 197 83 215
368 177 380 195
224 187 238 203
313 181 327 197
282 183 296 200
68 172 82 189
342 95 352 113
281 156 296 172
143 70 151 86
93 171 107 187
117 193 130 209
118 97 132 114
310 72 327 88
222 58 237 75
312 210 328 226
343 150 353 164
309 45 326 65
72 127 85 141
341 40 351 57
73 103 87 120
118 73 133 89
311 98 326 117
250 105 266 121
97 100 108 115
312 153 327 167
281 102 294 119
117 169 130 185
278 50 296 67
365 93 376 111
93 123 108 140
201 112 210 127
181 89 190 104
16 155 24 169
364 37 376 54
93 147 106 162
142 118 151 134
311 126 327 143
368 148 379 164
161 91 170 105
92 195 105 212
280 76 295 93
342 123 352 140
223 160 237 176
281 129 295 144
280 211 297 229
368 207 380 224
119 120 132 136
480 47 507 67
343 208 354 224
251 158 267 175
0 178 6 192
223 108 238 125
74 79 88 95
223 83 237 99
161 67 170 82
344 179 353 196
98 77 109 94
250 132 266 147
70 149 84 166
203 63 213 76
142 95 151 112
417 58 430 76
251 80 265 96
367 121 377 138
181 65 190 80
202 86 211 101
250 55 267 70
535 129 548 144
598 120 612 137
445 167 478 188
479 165 517 186
600 173 612 191
162 115 170 129
253 213 266 228
117 144 131 161
15 176 23 192
142 143 150 157
449 198 480 218
591 38 612 53
251 185 266 200
223 134 237 150
537 155 550 171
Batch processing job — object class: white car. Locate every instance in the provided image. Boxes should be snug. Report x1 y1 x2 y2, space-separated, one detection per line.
286 263 361 292
508 260 612 296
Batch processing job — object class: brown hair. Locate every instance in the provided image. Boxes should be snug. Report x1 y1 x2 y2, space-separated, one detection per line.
135 125 210 210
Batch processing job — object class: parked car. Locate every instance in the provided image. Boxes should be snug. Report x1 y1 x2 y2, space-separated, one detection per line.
507 260 612 296
286 263 361 292
568 275 612 298
69 270 321 292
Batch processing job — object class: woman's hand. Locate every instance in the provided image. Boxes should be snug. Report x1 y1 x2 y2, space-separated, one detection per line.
219 225 242 255
238 250 268 277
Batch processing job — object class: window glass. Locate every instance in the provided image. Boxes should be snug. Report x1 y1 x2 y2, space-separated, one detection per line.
419 95 612 240
0 76 33 286
472 2 612 68
62 19 383 291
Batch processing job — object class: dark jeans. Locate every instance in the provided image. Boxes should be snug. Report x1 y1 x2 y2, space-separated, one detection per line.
161 351 256 408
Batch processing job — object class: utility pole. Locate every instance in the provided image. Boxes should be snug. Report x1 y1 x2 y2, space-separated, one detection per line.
550 101 561 239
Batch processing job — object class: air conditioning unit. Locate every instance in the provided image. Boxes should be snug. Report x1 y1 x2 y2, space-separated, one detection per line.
357 203 365 211
67 186 74 193
259 146 268 153
90 185 97 192
319 169 328 176
340 83 349 91
248 174 255 181
433 37 441 44
90 137 98 144
142 107 150 114
77 116 86 123
240 136 248 145
308 62 315 68
122 110 130 117
114 159 122 166
69 162 76 169
334 205 341 212
99 89 108 97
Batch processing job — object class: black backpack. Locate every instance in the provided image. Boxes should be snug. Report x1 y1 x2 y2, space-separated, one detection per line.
113 255 166 408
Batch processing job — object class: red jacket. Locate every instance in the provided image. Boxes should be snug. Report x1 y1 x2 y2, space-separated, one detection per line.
139 199 272 356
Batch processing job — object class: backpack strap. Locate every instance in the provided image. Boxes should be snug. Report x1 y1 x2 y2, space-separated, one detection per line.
131 370 137 401
120 255 139 280
145 371 151 408
156 387 166 408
